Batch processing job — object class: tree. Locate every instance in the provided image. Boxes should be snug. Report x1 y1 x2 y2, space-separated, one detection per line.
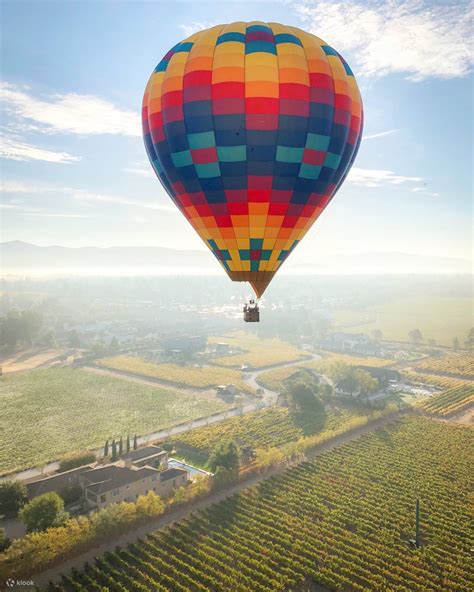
126 435 130 453
0 480 28 518
0 310 42 348
19 492 68 532
67 329 81 348
208 440 240 472
111 440 117 462
327 362 377 397
285 381 324 417
119 436 123 456
453 337 459 351
372 329 383 340
135 491 165 518
59 485 83 505
465 328 474 352
104 439 109 457
408 329 423 343
0 527 10 552
353 369 378 396
133 434 138 450
58 451 95 473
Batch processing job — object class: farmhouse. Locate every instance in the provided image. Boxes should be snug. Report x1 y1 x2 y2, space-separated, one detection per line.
121 445 167 469
23 445 189 512
320 332 381 356
25 463 96 500
80 464 188 511
355 366 401 387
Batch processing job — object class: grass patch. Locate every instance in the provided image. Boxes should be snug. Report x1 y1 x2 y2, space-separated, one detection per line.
333 297 472 346
0 367 227 475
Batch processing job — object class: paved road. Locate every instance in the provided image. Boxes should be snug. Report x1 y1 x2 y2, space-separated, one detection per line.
1 353 318 484
242 352 323 404
32 409 407 588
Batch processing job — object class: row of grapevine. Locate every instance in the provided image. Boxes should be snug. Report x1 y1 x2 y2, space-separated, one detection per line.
412 352 474 379
49 416 473 592
417 384 474 416
173 406 370 459
402 371 467 389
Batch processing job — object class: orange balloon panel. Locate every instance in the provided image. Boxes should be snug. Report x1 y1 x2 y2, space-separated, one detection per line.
143 22 363 297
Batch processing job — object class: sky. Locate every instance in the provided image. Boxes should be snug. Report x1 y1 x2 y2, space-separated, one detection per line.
1 0 473 266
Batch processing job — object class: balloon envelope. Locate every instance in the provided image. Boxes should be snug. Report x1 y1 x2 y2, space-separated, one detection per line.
142 22 363 297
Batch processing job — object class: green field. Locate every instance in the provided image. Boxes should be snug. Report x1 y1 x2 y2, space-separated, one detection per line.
97 356 252 393
0 368 227 475
333 297 472 346
50 416 473 591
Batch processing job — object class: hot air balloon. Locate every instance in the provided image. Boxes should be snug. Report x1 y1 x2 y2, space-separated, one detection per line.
142 22 363 321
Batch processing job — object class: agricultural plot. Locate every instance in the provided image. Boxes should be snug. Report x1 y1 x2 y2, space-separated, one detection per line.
305 352 394 370
403 371 467 389
417 384 474 416
412 352 474 379
0 368 227 475
332 297 472 347
51 416 473 591
209 331 307 368
97 356 252 393
173 406 370 462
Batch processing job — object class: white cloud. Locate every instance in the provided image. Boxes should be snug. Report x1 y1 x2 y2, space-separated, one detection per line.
0 180 45 193
180 21 218 38
22 212 91 218
411 187 439 197
347 167 424 187
125 162 155 178
0 137 80 163
72 190 176 213
1 83 141 136
363 129 398 140
294 0 473 80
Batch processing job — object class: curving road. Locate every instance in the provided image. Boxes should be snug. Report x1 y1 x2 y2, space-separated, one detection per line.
1 352 323 484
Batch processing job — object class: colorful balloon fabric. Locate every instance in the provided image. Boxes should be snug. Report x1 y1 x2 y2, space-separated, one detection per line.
142 22 363 297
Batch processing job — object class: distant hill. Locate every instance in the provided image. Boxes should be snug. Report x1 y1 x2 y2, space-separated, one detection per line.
1 241 471 275
1 241 215 272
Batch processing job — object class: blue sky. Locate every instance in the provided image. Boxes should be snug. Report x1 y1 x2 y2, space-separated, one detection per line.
1 0 472 266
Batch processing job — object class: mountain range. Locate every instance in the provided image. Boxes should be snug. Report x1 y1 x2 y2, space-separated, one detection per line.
1 241 471 275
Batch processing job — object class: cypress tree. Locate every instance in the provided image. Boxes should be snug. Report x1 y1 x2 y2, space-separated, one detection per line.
126 435 130 453
133 434 138 450
119 436 123 456
104 439 109 457
111 439 117 461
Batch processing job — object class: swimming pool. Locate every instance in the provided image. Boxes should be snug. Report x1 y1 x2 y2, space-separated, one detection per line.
168 458 212 478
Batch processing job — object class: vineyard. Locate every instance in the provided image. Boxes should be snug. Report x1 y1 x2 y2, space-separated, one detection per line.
412 352 474 379
209 332 307 368
173 406 371 462
0 368 226 475
403 371 467 389
48 416 473 591
417 384 474 416
97 356 252 393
